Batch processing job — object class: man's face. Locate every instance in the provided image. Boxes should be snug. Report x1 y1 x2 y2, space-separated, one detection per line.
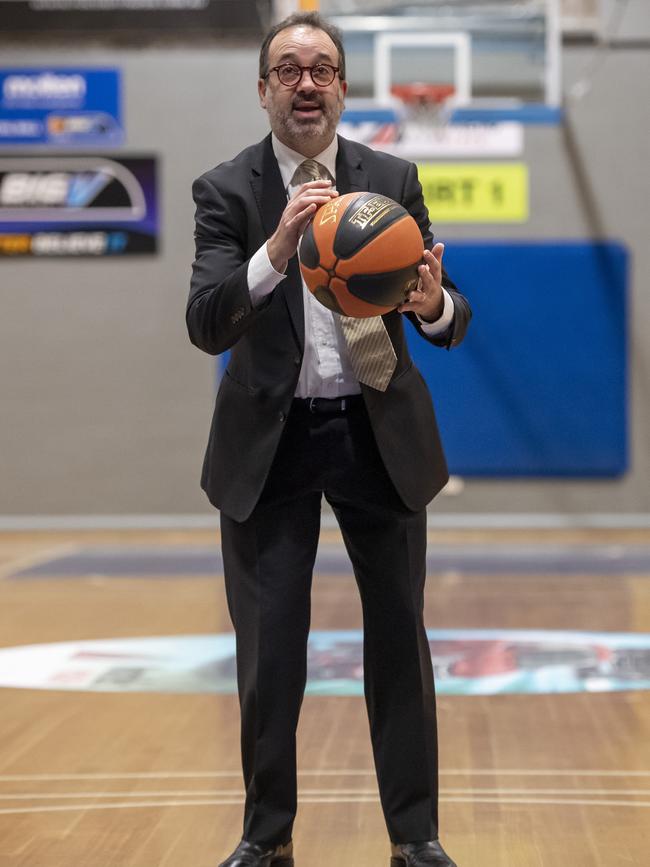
258 25 348 156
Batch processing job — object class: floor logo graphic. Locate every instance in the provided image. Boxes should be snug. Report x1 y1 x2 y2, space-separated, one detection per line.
0 630 649 696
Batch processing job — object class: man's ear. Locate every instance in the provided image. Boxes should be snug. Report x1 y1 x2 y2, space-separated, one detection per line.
258 78 267 109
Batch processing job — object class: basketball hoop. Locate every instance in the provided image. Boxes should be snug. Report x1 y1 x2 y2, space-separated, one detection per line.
390 83 456 130
391 83 456 107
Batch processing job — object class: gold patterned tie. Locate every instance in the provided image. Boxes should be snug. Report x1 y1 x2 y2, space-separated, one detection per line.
291 158 332 186
339 314 397 392
293 159 397 392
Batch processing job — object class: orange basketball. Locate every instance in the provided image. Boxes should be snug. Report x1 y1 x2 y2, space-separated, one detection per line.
299 191 424 318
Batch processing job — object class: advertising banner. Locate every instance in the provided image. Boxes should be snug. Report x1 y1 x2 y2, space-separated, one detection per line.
0 1 265 35
339 106 524 160
418 162 529 223
0 68 123 147
0 155 158 256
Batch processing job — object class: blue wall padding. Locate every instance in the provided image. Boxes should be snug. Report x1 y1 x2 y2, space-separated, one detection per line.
409 241 629 476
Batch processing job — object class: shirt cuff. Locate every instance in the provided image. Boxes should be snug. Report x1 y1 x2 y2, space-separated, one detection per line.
247 242 287 306
417 288 454 336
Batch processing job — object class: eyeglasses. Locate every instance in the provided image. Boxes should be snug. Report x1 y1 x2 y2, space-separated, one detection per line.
266 63 340 88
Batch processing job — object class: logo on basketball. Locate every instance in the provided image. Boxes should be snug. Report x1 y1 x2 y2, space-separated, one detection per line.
347 195 397 230
318 195 346 226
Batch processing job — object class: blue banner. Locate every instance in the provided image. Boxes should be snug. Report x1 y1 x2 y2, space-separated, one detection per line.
0 68 122 147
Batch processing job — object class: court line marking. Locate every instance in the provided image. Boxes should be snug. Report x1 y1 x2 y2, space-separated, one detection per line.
0 795 649 817
1 769 649 781
1 787 649 800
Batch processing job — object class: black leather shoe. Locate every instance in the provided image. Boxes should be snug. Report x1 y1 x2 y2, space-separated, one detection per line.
217 839 294 867
390 840 457 867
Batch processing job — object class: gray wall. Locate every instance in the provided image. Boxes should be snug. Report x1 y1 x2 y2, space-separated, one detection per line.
0 41 648 519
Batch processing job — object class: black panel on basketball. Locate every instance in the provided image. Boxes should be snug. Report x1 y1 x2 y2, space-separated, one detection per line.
347 264 421 307
332 193 410 261
312 286 345 315
298 227 320 270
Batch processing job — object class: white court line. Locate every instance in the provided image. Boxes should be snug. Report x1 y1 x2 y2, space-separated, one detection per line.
0 790 371 800
1 769 649 782
446 770 650 777
443 796 650 807
0 795 649 817
0 787 649 800
448 788 650 796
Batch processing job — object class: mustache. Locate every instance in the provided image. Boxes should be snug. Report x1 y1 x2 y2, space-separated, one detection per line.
292 96 325 110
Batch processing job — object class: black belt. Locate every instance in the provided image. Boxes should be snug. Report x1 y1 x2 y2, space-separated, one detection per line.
293 395 363 415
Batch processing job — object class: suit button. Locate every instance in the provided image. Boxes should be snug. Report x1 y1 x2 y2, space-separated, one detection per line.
293 356 301 366
279 411 286 422
230 307 245 325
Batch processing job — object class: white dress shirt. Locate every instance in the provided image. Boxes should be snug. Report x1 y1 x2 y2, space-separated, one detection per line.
247 133 454 398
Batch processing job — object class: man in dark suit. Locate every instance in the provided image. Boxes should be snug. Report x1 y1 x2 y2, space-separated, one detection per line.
187 12 471 867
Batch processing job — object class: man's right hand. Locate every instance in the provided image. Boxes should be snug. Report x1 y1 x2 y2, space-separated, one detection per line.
267 180 338 273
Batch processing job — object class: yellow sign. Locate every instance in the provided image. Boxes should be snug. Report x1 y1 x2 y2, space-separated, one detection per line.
417 162 529 223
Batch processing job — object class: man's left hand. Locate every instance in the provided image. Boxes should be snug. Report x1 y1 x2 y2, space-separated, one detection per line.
397 243 445 323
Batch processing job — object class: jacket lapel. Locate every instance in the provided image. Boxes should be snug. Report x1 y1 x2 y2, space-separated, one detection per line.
250 134 304 348
335 136 369 196
250 134 286 239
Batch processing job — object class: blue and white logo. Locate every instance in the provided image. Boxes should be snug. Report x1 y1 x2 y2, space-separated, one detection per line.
0 68 122 146
0 158 145 220
2 72 87 107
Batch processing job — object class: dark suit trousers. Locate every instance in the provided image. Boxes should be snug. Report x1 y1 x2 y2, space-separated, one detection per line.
220 398 439 847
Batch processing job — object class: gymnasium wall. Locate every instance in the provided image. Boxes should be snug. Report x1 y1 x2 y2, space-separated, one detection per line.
0 41 648 519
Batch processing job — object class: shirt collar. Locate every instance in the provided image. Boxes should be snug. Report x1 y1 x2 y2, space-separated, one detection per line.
271 133 338 190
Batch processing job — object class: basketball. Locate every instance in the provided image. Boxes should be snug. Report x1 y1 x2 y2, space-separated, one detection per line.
299 191 424 318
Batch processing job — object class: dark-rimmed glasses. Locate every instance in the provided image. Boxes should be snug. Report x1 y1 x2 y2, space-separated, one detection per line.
266 63 340 88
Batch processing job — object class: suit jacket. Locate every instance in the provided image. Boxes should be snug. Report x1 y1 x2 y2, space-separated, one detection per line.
188 134 471 522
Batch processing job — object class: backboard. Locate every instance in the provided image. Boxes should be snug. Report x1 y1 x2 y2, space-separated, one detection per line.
331 0 565 127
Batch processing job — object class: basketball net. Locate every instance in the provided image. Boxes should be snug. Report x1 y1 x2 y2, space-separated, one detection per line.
391 83 456 142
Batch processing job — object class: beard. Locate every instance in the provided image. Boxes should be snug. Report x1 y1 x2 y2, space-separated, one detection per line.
267 91 344 149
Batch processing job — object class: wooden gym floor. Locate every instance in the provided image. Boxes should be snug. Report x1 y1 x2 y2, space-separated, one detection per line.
0 526 649 866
